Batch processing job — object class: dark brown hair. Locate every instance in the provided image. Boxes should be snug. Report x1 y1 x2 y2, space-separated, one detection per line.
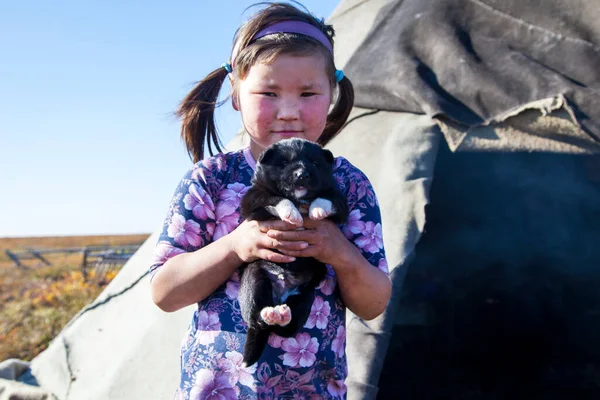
178 2 354 163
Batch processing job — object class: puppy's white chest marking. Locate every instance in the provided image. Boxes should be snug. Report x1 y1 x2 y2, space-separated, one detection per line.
294 188 308 199
309 198 334 220
267 199 303 226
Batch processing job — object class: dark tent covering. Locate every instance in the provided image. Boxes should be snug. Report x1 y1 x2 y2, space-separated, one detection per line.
329 0 600 398
379 148 600 399
345 0 600 149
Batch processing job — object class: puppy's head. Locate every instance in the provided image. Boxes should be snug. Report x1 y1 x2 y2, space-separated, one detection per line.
255 138 335 200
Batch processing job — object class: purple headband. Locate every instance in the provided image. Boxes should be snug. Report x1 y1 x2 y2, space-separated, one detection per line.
230 20 333 67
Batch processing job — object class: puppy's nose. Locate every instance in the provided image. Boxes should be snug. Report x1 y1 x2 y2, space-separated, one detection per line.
294 169 309 182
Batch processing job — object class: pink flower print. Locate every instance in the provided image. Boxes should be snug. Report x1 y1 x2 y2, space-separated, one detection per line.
257 387 275 400
335 174 345 191
218 351 257 389
257 362 283 396
268 333 284 349
317 265 335 295
151 241 185 265
219 183 249 208
378 258 389 274
225 271 240 300
213 202 240 241
354 221 383 253
285 369 316 392
191 166 207 182
215 155 228 171
327 379 347 398
184 184 216 221
190 369 237 400
196 310 221 346
200 156 227 171
342 209 365 238
281 333 319 368
168 213 202 248
331 326 345 358
356 180 368 200
304 296 330 330
290 390 320 400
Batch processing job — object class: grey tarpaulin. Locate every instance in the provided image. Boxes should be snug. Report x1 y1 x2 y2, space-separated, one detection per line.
330 0 600 398
0 359 54 400
329 2 444 398
343 0 600 149
327 110 440 399
378 139 600 399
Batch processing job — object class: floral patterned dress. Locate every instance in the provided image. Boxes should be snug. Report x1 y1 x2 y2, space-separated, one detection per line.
150 147 388 400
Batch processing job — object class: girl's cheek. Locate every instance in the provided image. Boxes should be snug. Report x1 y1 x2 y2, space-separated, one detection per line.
252 98 276 117
249 101 276 131
303 97 331 121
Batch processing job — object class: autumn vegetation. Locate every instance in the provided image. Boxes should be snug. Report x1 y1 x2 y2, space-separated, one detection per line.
0 234 149 361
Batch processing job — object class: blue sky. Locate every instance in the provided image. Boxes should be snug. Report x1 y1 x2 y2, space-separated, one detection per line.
0 1 338 237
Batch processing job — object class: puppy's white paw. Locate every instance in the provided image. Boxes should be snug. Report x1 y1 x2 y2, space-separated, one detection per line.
260 305 292 326
274 199 303 226
309 198 333 220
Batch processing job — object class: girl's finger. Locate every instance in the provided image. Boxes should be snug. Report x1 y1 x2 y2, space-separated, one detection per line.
258 249 296 263
267 229 314 242
259 236 308 251
279 248 313 258
258 220 299 232
275 240 309 251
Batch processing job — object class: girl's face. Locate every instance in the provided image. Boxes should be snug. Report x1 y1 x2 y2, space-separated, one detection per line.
235 53 332 160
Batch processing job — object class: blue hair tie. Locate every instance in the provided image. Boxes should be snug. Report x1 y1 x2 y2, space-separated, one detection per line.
221 62 232 73
335 69 344 83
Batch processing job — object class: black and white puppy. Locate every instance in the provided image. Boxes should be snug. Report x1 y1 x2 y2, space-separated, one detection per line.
238 138 349 366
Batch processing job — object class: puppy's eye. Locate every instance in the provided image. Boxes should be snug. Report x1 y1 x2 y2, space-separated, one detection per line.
311 161 320 167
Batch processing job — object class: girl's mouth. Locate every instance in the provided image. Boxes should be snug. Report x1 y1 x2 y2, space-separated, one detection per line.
274 131 302 137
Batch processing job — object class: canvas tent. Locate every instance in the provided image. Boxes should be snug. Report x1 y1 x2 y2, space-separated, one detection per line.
2 0 600 399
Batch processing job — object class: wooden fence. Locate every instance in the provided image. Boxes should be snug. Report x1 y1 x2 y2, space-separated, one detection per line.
5 245 141 281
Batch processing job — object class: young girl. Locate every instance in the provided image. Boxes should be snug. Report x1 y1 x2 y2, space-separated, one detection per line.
150 3 391 399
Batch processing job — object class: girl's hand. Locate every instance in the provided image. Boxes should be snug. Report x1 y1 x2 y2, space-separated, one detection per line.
265 217 353 267
266 217 392 320
227 219 308 264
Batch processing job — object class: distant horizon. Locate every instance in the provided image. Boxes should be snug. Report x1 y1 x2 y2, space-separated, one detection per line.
0 231 154 240
1 1 338 238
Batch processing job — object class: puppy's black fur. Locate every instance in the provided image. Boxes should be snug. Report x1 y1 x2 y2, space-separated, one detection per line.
238 138 349 366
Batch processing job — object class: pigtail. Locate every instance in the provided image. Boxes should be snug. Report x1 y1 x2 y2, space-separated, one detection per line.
318 75 355 146
177 67 229 163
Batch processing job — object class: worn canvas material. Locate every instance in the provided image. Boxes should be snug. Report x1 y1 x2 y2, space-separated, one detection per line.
344 0 600 147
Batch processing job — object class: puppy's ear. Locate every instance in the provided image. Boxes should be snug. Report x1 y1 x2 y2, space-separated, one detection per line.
258 147 276 166
323 149 334 164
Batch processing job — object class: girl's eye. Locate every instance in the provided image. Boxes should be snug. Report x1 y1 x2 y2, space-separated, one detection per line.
259 92 276 97
301 92 316 97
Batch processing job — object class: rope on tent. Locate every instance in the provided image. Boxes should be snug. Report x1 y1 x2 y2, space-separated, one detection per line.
51 271 151 399
63 271 151 331
341 109 380 131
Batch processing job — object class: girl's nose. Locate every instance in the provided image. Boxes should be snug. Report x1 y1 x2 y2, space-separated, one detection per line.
277 99 300 120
